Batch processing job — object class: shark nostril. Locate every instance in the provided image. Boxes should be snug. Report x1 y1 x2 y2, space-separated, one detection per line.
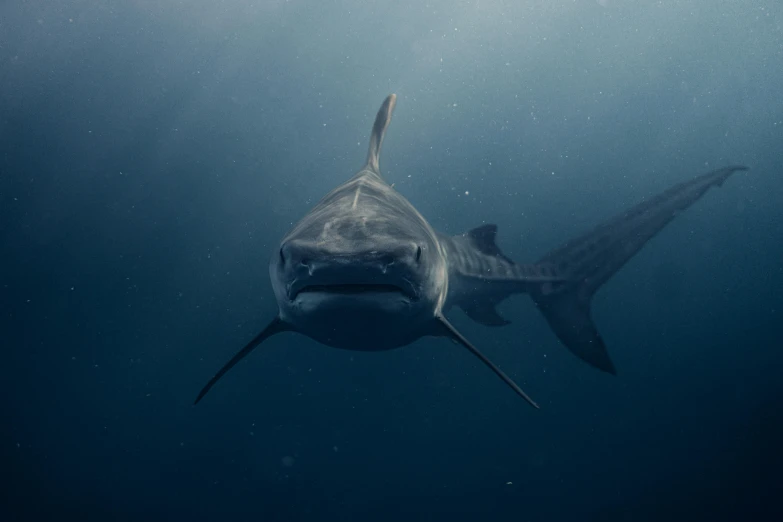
298 258 313 275
279 247 286 264
415 245 422 262
381 256 395 274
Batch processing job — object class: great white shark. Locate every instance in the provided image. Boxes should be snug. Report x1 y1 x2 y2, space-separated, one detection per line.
194 94 747 409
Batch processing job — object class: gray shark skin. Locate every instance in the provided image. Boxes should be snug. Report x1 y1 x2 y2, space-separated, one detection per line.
194 94 747 409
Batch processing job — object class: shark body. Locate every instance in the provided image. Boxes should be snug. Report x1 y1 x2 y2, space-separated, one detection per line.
195 94 747 408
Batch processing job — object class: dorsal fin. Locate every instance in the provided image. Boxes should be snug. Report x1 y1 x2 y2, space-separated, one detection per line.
365 94 397 174
466 224 514 264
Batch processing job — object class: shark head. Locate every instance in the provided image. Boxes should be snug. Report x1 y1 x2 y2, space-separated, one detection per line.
269 95 447 350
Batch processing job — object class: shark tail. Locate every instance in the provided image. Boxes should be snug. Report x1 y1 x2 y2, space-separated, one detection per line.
530 165 748 374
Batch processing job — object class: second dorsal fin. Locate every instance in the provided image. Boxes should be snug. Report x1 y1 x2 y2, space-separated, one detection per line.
466 224 514 264
364 94 397 174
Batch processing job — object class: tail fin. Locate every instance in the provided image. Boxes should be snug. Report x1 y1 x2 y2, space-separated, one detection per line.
530 165 748 373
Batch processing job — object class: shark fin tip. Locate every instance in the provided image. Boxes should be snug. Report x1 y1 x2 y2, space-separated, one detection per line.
193 317 288 405
364 95 398 174
435 316 540 410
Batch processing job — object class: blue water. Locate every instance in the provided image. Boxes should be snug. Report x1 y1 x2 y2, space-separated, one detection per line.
2 2 782 521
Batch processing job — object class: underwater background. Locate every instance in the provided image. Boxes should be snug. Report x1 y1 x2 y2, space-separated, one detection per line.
2 1 782 520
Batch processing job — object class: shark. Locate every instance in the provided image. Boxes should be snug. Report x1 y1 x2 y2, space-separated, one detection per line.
194 94 747 409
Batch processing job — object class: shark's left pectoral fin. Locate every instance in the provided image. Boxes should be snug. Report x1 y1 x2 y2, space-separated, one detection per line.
194 316 290 405
433 316 539 409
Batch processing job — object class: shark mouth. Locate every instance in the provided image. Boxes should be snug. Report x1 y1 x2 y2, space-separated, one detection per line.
292 283 417 300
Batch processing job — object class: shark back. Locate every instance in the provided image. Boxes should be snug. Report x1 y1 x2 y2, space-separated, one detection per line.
280 169 431 255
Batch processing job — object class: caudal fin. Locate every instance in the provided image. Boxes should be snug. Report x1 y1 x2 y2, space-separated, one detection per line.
530 165 748 373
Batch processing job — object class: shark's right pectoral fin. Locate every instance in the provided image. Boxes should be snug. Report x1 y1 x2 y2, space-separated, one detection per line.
194 316 290 405
433 315 539 409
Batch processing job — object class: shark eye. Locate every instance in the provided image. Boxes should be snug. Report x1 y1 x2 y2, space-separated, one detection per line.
415 245 422 262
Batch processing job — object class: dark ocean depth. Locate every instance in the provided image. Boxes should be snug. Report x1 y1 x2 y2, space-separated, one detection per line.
1 1 782 521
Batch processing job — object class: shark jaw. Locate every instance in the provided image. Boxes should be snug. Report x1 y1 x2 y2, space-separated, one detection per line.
292 283 415 299
284 283 426 352
280 262 435 352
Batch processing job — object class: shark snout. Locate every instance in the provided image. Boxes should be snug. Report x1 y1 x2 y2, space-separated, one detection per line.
280 239 422 270
280 240 422 265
